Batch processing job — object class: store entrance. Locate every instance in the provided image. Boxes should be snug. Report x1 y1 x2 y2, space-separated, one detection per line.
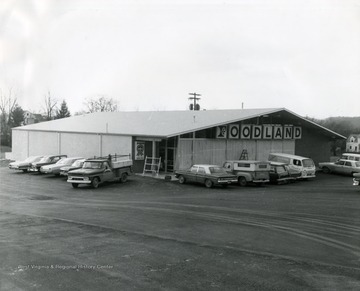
159 137 177 173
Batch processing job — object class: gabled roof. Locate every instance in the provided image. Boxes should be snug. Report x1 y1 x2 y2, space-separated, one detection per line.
13 108 346 139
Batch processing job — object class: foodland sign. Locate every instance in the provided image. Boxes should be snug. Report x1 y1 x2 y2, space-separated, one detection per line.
216 124 302 140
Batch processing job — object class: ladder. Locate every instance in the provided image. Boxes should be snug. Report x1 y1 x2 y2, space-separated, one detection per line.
239 149 248 160
143 156 162 176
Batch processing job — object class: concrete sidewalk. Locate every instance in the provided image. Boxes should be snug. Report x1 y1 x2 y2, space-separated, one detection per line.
136 172 178 181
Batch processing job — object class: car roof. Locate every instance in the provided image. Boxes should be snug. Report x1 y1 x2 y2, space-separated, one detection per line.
269 153 312 160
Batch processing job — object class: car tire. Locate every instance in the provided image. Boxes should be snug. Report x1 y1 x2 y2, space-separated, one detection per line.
22 169 28 173
238 177 247 186
72 183 79 188
178 175 186 184
91 177 100 188
205 179 213 188
322 167 331 174
120 173 128 183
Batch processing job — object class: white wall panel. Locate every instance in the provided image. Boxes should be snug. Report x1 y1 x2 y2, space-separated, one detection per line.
101 135 132 157
29 131 58 156
11 130 28 160
176 138 296 170
60 133 100 158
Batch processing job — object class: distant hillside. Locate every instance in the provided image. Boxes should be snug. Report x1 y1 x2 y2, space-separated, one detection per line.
307 116 360 137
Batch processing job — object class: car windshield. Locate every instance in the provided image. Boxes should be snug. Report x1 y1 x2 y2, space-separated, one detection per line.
56 159 69 165
83 162 103 169
24 156 35 162
39 157 51 163
303 159 315 167
209 167 227 174
72 160 84 167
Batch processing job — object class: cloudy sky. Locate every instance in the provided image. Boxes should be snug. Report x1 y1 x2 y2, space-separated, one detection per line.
1 0 359 118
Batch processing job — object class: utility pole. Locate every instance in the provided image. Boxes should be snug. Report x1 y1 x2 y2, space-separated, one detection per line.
188 92 201 110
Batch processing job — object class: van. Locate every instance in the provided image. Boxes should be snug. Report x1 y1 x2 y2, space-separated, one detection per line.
268 153 316 179
340 153 360 162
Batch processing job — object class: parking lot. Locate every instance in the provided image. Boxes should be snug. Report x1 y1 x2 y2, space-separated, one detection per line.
0 164 360 290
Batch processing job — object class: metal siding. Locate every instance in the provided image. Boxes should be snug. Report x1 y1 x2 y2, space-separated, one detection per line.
295 128 332 165
11 130 28 160
29 131 58 156
60 133 100 158
176 139 296 170
101 135 132 157
193 139 227 165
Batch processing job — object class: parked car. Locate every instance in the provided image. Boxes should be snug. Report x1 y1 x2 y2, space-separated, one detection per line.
223 160 270 186
30 155 67 172
175 164 238 188
269 162 295 184
341 153 360 162
60 158 86 176
353 173 360 187
318 159 360 176
40 157 84 175
268 153 316 179
8 156 43 172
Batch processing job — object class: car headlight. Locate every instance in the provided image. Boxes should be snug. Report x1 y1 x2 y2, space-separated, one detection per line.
83 177 89 181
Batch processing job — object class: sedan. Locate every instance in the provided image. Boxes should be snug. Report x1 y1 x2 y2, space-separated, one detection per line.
319 159 360 176
59 158 86 176
175 164 238 188
9 156 43 172
40 157 84 175
31 155 68 172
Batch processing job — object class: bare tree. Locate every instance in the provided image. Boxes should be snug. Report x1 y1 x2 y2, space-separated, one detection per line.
84 96 118 113
0 87 18 146
43 91 58 120
0 87 18 124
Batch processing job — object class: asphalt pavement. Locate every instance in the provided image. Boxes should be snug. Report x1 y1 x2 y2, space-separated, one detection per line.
0 165 360 290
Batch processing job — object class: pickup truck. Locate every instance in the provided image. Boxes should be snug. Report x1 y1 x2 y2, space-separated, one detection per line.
223 160 270 186
67 154 133 188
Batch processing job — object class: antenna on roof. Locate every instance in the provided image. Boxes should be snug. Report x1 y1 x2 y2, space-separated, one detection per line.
189 92 201 111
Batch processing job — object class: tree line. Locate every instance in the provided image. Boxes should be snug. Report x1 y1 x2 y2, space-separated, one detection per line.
0 89 118 147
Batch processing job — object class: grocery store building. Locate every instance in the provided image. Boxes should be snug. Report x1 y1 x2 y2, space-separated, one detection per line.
11 108 345 173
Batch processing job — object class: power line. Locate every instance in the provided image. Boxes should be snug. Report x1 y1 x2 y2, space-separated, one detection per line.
188 92 201 111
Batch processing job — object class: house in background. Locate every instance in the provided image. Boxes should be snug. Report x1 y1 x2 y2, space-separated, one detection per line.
346 134 360 153
23 111 45 125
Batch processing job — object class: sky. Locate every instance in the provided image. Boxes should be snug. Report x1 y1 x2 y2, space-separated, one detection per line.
1 0 359 119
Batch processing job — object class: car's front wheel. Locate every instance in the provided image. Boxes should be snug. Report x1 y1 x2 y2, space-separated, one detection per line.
238 177 247 186
205 179 213 188
322 167 331 174
91 177 100 188
120 173 128 183
178 175 186 184
72 183 79 188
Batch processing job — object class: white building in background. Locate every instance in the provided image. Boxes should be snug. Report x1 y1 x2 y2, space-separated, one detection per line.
346 134 360 153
